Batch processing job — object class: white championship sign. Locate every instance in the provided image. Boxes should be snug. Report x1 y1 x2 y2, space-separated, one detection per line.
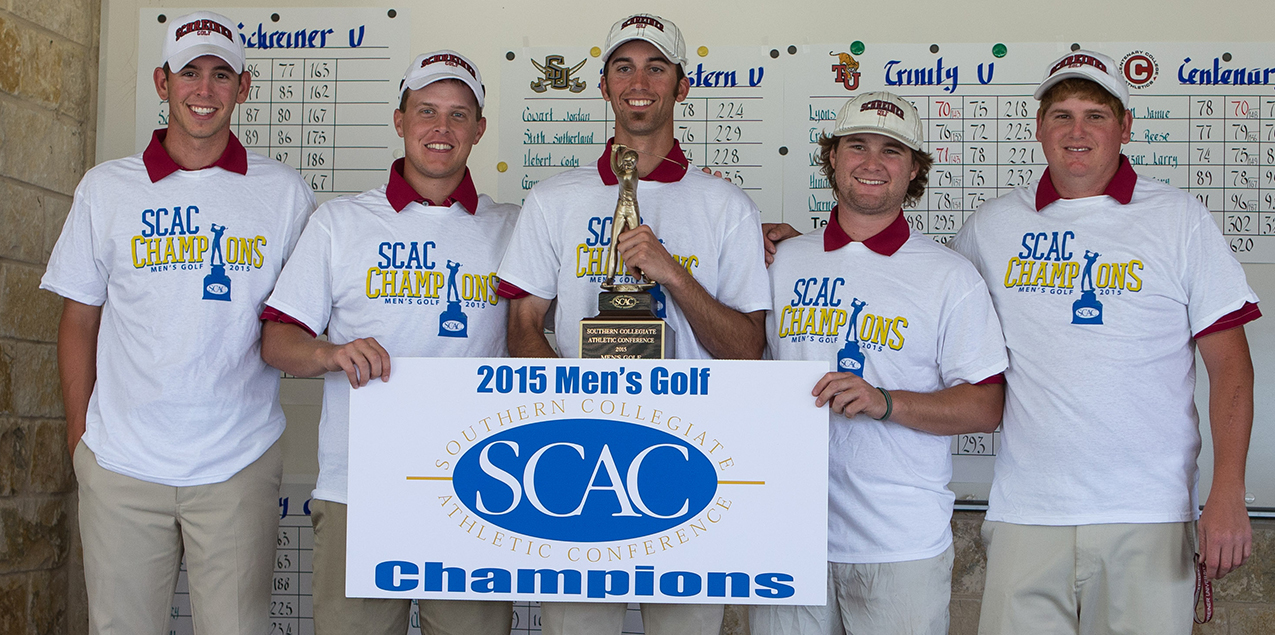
347 358 829 605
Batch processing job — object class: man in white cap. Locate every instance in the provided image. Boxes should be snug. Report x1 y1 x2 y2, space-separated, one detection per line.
752 91 1007 635
496 12 770 635
950 50 1260 633
260 49 516 635
42 11 314 634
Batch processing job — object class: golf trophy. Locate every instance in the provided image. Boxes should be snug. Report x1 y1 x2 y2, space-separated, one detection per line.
579 145 674 358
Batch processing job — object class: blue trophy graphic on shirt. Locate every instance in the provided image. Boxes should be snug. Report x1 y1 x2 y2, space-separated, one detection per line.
1072 250 1103 325
438 259 468 337
649 283 667 319
837 298 868 376
202 223 232 301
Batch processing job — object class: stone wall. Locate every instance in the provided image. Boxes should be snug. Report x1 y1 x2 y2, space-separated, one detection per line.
0 0 99 633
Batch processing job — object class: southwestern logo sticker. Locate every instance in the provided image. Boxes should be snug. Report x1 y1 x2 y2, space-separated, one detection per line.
346 358 829 604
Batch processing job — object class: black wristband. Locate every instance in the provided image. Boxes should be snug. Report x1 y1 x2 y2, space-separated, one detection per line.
873 387 893 421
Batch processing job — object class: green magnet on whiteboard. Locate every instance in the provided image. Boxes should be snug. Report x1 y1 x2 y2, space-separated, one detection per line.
850 41 865 55
993 43 1007 58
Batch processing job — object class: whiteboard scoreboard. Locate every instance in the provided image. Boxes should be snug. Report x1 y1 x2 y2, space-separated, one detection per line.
497 41 1275 502
499 42 1275 266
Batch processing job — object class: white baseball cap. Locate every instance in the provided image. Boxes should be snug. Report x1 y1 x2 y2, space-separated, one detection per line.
831 91 924 151
399 50 485 108
1034 49 1130 109
162 11 245 74
602 13 688 72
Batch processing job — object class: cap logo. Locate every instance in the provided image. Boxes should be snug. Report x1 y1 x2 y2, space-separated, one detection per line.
621 15 665 31
175 19 233 42
1050 53 1107 77
421 53 477 80
860 99 905 120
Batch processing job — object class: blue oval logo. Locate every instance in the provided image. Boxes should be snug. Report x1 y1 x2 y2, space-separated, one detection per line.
452 418 718 542
838 358 861 371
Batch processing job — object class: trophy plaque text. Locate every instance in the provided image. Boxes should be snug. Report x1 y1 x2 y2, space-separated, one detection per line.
580 145 674 359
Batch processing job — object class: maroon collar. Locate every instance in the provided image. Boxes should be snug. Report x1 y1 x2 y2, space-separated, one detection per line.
385 158 479 214
143 128 248 183
823 207 910 256
597 137 689 185
1035 154 1136 211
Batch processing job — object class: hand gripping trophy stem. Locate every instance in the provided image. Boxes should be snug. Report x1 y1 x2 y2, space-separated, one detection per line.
602 144 656 292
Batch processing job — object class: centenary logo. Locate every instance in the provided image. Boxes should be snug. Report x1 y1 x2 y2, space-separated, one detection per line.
1120 51 1158 89
452 418 718 542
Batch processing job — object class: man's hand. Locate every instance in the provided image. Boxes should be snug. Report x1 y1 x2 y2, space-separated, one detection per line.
1199 490 1252 579
261 321 391 388
323 337 391 388
812 372 888 419
762 223 801 267
614 224 689 287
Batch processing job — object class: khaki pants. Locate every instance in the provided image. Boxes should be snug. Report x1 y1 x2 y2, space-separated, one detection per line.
310 499 513 635
540 602 724 635
75 439 282 635
750 546 954 635
978 521 1194 635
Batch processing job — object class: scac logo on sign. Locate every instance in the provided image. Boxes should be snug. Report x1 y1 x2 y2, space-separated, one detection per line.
1121 51 1159 89
451 418 719 542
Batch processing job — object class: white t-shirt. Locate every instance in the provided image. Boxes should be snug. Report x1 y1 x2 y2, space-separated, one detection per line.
950 175 1258 525
41 150 314 486
265 189 519 504
497 166 770 358
768 221 1007 563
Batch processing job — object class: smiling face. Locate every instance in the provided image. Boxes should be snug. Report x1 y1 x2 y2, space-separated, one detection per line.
1036 95 1133 198
393 79 486 188
600 40 689 143
154 55 249 144
829 133 919 217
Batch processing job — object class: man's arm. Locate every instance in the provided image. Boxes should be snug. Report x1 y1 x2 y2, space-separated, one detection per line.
1196 325 1255 579
260 320 391 388
812 372 1003 435
507 294 559 358
614 225 765 359
58 298 102 457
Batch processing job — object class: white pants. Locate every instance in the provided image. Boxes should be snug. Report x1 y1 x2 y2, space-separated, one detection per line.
978 521 1194 635
751 546 954 635
540 602 724 635
76 439 282 635
309 499 513 635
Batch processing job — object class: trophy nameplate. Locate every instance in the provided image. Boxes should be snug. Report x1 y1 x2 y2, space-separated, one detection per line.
579 145 674 359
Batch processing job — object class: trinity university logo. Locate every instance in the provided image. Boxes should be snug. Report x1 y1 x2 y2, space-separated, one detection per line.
830 51 861 91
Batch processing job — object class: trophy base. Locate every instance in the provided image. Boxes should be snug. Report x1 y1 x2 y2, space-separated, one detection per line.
1072 292 1104 325
580 316 673 359
596 291 658 316
202 265 231 301
439 302 468 337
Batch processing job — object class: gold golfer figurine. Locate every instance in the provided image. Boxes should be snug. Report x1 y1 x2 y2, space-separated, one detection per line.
602 144 656 292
